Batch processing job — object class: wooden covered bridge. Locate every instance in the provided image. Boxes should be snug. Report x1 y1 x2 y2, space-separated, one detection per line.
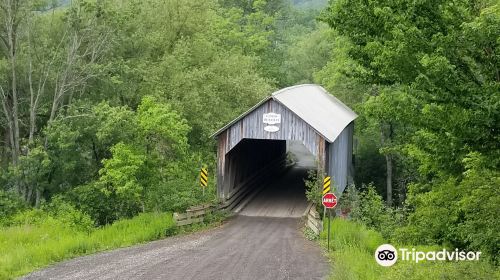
212 84 357 210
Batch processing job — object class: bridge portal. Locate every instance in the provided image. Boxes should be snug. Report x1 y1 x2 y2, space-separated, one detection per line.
212 84 357 210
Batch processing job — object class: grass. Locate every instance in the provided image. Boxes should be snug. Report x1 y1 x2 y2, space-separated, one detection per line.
0 212 177 280
320 218 499 280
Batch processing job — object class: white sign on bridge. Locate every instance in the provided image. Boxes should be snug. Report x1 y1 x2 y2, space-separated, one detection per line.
263 113 281 125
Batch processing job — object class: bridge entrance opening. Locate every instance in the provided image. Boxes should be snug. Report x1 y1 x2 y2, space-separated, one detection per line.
234 140 316 218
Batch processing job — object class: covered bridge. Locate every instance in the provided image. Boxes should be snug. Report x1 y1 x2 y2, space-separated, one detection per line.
212 84 357 209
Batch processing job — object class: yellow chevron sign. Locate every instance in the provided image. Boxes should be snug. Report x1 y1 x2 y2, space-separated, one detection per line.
200 167 208 188
322 176 331 195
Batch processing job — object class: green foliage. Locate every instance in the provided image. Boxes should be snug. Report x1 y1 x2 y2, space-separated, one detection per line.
319 0 499 270
303 226 319 241
0 191 26 226
321 0 499 176
322 218 385 280
137 96 190 157
385 260 500 280
340 185 405 240
2 146 51 205
0 212 176 279
66 182 123 225
0 0 497 277
398 153 500 262
9 198 93 233
42 196 94 232
43 95 197 222
99 143 146 204
304 169 326 211
281 24 334 84
321 218 499 280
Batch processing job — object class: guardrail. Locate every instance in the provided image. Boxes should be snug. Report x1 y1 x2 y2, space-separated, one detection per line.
305 204 322 235
173 204 214 226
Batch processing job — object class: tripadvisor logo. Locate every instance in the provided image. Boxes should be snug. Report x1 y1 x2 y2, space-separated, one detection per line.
375 244 482 267
375 244 398 266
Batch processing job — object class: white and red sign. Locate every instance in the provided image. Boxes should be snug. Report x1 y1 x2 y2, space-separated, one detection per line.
322 193 337 209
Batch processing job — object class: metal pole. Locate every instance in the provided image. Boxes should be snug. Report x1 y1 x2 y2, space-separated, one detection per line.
327 208 331 252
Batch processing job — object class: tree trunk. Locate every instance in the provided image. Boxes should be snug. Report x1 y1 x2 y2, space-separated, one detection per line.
35 188 42 208
5 2 20 167
385 154 393 206
10 50 20 164
380 122 393 206
26 187 33 205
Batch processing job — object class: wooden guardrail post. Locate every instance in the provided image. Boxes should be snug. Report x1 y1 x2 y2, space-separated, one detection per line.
173 204 214 226
305 204 322 235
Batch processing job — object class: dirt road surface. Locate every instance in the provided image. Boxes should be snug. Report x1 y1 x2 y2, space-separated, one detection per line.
22 215 328 280
23 145 328 280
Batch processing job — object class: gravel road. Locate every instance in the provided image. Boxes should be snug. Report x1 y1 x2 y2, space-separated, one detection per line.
22 215 328 280
22 144 328 280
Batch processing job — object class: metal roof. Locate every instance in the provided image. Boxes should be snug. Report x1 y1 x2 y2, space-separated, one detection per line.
212 84 358 143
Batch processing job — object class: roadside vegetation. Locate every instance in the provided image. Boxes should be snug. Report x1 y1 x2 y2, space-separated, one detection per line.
319 185 500 280
320 218 499 280
0 211 175 279
0 198 227 279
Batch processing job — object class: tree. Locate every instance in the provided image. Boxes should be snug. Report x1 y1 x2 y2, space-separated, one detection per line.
0 0 32 167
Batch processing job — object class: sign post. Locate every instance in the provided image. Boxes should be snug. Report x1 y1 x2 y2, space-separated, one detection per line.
322 176 331 220
322 189 337 252
200 167 208 196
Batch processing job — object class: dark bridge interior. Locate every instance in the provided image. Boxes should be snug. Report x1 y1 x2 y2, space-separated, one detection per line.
222 139 314 217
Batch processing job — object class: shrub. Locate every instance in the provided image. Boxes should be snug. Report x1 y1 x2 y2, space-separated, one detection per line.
67 182 130 226
304 169 327 212
398 156 500 262
340 184 405 240
0 190 26 226
43 196 94 232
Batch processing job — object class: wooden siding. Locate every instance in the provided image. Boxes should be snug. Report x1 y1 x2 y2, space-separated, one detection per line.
219 99 322 158
327 122 354 194
216 98 354 202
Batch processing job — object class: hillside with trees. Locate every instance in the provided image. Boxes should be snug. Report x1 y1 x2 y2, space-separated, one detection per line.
0 0 498 279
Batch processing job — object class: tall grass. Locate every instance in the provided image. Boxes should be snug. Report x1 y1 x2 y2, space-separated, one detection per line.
321 218 385 280
0 213 176 280
321 218 499 280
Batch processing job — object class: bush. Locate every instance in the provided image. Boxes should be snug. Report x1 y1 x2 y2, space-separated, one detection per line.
340 184 405 240
42 196 94 232
0 190 26 226
8 199 94 234
398 157 500 262
304 169 327 212
67 182 135 226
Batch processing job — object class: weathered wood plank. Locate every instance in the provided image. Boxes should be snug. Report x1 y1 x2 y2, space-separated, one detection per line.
187 204 212 212
305 204 323 234
222 99 321 157
307 219 321 235
176 217 204 226
309 208 320 219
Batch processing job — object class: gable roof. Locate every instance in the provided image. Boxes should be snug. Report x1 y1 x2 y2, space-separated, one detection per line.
212 84 358 143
